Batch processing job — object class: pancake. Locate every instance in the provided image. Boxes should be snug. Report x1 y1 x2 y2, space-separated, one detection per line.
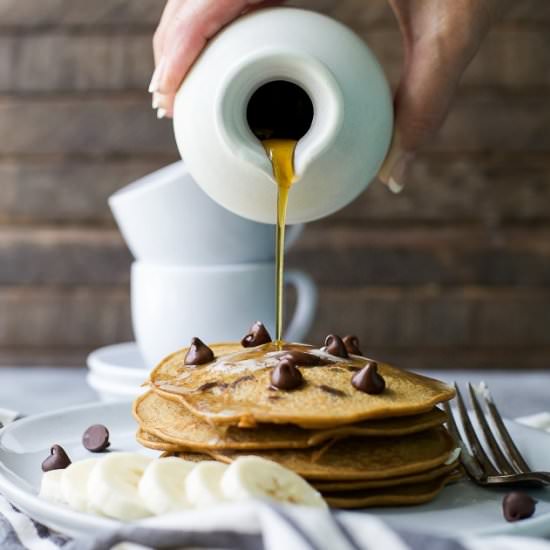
156 453 460 508
142 428 460 489
137 429 184 453
134 391 448 451
150 342 455 428
322 470 462 509
139 432 460 487
311 462 460 492
159 450 210 461
180 426 455 481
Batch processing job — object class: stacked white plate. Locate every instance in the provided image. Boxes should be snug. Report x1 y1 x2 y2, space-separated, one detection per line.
86 342 150 401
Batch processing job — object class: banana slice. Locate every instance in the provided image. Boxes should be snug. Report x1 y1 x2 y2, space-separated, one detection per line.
221 456 327 508
185 461 227 508
61 458 99 512
138 457 195 515
87 452 152 520
39 470 66 504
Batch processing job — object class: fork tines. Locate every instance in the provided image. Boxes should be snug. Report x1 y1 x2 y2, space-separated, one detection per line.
443 382 532 483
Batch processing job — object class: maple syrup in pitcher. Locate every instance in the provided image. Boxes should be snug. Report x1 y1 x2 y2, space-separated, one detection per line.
247 81 314 345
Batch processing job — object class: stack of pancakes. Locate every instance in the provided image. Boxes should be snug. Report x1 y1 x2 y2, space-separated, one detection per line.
134 340 459 508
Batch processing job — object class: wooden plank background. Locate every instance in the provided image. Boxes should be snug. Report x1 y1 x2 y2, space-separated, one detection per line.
1 0 549 368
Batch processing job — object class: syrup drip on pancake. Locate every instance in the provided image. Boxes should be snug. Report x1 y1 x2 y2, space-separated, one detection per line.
159 343 372 397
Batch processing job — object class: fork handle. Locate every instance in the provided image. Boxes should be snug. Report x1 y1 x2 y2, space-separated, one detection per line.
488 472 550 485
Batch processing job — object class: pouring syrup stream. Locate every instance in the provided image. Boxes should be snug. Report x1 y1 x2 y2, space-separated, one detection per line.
262 139 297 347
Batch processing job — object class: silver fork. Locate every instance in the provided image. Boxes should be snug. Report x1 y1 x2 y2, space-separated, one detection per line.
444 382 550 487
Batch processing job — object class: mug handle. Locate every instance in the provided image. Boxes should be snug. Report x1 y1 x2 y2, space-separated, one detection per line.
283 270 318 343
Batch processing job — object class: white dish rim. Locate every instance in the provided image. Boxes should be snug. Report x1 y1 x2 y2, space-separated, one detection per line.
86 342 149 380
86 373 145 396
1 401 550 539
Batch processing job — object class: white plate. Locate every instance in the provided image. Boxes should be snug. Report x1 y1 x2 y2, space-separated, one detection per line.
86 343 150 401
86 373 147 402
0 401 549 539
86 342 149 384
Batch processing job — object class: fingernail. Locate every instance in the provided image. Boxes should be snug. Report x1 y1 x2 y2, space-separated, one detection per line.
152 92 171 111
385 152 413 194
378 134 413 195
148 57 165 93
157 108 167 119
387 177 405 194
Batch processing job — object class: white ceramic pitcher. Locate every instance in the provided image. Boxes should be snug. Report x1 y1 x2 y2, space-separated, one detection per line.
173 7 393 225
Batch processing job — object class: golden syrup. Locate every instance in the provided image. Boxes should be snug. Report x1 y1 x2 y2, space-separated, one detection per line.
261 139 297 347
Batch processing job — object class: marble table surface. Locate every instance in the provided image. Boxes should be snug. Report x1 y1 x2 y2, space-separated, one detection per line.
0 367 549 418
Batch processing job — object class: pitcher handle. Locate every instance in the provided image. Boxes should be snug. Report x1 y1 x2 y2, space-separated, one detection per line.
283 270 318 343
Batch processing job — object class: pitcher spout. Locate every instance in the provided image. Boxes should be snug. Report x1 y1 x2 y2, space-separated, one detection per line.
216 49 344 183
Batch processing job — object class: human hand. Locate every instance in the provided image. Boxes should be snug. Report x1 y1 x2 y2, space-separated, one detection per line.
149 0 279 119
149 0 509 192
378 0 511 192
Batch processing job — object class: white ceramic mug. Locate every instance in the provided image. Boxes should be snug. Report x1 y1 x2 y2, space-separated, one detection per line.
109 161 303 265
131 261 317 368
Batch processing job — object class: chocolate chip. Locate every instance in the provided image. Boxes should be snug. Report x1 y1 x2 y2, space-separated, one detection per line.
343 335 362 356
324 334 349 358
271 359 304 391
352 361 385 394
502 492 537 522
184 337 215 365
42 444 72 472
279 351 321 366
82 424 110 452
241 321 272 347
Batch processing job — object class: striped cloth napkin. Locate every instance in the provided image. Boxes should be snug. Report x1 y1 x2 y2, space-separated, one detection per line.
1 409 550 550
